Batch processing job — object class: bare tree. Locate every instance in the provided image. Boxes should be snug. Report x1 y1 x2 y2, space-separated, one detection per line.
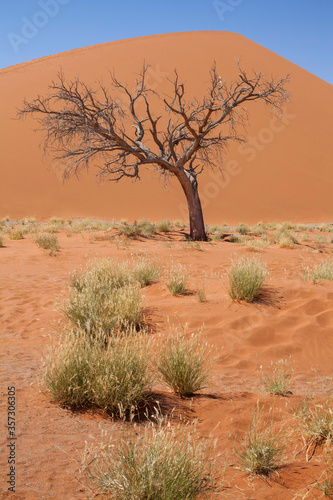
19 63 290 240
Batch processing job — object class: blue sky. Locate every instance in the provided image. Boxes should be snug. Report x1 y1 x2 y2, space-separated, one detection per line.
1 0 332 84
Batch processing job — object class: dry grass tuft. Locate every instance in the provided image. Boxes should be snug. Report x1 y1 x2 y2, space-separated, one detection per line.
303 259 333 284
167 264 188 296
158 328 212 396
42 331 153 416
229 256 268 302
258 358 293 396
235 406 285 476
35 234 60 255
81 410 216 499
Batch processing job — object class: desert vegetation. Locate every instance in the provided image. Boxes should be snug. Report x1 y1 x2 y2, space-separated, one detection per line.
228 256 268 302
2 216 333 498
82 412 216 499
157 328 211 396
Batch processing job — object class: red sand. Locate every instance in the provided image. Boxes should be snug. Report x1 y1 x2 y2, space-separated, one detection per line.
1 31 333 224
1 31 333 499
1 229 333 498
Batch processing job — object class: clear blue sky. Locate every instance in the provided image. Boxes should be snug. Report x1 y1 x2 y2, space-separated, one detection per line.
1 0 332 84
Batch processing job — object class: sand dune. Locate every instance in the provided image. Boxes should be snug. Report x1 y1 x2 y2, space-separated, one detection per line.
1 31 332 224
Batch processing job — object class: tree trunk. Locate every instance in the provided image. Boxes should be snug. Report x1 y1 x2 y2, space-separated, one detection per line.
177 170 207 241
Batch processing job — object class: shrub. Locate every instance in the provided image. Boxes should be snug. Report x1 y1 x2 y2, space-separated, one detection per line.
156 219 172 233
258 359 293 396
82 413 215 499
303 259 333 284
35 234 60 254
229 256 267 302
235 222 250 235
167 265 188 295
0 235 3 247
42 332 152 415
158 330 211 396
235 408 285 476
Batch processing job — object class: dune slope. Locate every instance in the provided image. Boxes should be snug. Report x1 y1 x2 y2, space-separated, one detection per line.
0 31 332 223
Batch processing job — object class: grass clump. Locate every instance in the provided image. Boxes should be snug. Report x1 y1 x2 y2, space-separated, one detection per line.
229 256 268 303
279 221 295 231
156 219 172 233
42 332 152 415
197 281 206 302
119 222 142 238
173 219 186 230
64 282 142 335
82 412 215 499
258 358 293 396
35 233 60 254
63 259 144 335
294 399 333 454
167 265 188 295
63 257 159 335
235 222 250 235
158 329 211 396
316 473 333 497
243 237 270 252
131 257 160 287
119 220 156 238
228 234 243 243
277 230 298 248
303 259 333 284
251 222 268 235
137 218 156 237
236 407 285 476
6 228 25 240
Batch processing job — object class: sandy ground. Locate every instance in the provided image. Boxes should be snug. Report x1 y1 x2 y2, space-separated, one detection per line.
1 227 333 499
1 31 333 223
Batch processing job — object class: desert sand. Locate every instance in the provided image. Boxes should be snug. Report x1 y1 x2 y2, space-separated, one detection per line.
1 31 333 499
1 222 333 498
0 31 333 224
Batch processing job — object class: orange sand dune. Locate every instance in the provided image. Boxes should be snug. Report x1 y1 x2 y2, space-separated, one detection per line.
0 31 333 223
